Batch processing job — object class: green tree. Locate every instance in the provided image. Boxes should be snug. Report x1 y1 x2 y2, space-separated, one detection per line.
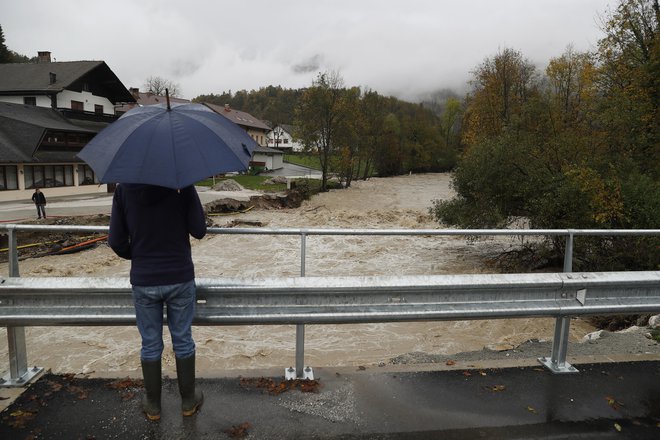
375 113 404 176
333 86 361 187
0 24 33 63
431 1 659 270
295 71 351 191
462 48 539 145
0 25 11 63
401 104 440 172
436 97 462 170
596 0 659 175
356 89 386 180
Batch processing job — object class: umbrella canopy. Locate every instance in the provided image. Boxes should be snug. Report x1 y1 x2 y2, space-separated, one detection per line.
77 103 258 189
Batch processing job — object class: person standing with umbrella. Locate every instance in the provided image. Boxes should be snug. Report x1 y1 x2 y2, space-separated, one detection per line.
109 184 206 420
79 94 257 421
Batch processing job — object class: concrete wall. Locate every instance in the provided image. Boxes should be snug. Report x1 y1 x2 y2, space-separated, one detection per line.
57 90 115 115
247 129 268 147
0 91 115 116
0 95 53 107
252 152 284 170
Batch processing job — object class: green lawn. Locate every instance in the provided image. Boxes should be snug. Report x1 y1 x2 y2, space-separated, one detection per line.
197 175 287 192
284 154 321 170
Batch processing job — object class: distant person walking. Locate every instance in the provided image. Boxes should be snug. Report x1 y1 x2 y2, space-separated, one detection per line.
31 188 47 219
109 184 207 421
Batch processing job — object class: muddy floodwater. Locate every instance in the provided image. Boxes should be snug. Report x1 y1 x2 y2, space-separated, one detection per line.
0 173 595 375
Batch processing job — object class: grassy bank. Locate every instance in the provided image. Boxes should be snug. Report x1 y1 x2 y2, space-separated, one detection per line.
197 175 286 192
284 154 321 170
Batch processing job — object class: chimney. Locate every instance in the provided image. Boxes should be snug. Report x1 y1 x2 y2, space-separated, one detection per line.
224 104 231 112
129 87 140 100
49 72 56 84
37 51 52 63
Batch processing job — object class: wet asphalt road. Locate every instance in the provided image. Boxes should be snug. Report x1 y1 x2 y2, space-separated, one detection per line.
1 361 658 439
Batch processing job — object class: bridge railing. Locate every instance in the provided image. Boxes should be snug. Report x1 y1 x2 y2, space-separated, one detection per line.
1 225 659 386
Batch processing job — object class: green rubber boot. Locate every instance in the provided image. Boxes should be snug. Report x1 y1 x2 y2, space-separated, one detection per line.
176 354 204 416
140 359 162 421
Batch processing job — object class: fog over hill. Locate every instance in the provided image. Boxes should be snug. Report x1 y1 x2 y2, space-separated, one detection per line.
2 0 616 100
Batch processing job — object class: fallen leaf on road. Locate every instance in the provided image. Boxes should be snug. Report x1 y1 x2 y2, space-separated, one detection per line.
225 422 251 438
487 385 506 392
6 409 38 429
106 378 142 390
614 423 622 432
606 396 624 411
239 377 321 395
462 371 472 377
446 360 456 366
527 406 537 413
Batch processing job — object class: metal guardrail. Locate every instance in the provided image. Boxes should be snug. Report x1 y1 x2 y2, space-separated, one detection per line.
2 272 660 324
0 271 659 386
1 224 659 386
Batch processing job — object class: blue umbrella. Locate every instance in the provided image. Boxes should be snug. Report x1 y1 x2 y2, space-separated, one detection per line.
77 101 258 189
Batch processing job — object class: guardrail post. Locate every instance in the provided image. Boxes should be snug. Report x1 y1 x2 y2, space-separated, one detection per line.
287 231 313 380
563 231 574 273
539 314 578 374
2 226 43 387
7 226 19 278
539 231 578 374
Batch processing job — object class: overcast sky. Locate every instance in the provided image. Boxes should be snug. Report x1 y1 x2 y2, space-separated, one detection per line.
3 0 618 101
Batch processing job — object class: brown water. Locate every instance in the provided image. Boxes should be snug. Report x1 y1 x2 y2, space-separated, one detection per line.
0 174 595 374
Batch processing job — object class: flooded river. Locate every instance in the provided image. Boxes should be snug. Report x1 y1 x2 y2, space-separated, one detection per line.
0 173 595 375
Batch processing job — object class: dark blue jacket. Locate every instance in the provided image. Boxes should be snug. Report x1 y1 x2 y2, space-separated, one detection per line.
109 184 207 286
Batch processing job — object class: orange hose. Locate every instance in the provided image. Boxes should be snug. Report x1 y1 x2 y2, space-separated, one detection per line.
56 235 108 253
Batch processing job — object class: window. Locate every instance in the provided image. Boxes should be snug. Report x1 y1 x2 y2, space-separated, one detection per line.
40 131 92 150
24 165 74 188
71 100 84 112
78 165 97 185
283 139 289 144
0 166 18 191
23 97 36 106
94 104 103 115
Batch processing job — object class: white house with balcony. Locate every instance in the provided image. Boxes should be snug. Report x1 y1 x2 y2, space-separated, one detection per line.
0 52 135 201
267 124 304 152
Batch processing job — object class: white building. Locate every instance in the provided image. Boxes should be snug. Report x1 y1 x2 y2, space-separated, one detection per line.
266 124 304 152
0 52 135 201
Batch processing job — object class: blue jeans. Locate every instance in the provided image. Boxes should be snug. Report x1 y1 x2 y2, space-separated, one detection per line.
132 280 196 361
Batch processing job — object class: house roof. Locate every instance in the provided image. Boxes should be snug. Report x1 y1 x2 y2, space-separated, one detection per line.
0 61 136 104
115 90 191 113
253 145 284 155
279 124 294 134
203 103 271 131
0 101 96 163
134 91 190 106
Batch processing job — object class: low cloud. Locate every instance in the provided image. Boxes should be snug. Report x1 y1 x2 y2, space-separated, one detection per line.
292 54 322 74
